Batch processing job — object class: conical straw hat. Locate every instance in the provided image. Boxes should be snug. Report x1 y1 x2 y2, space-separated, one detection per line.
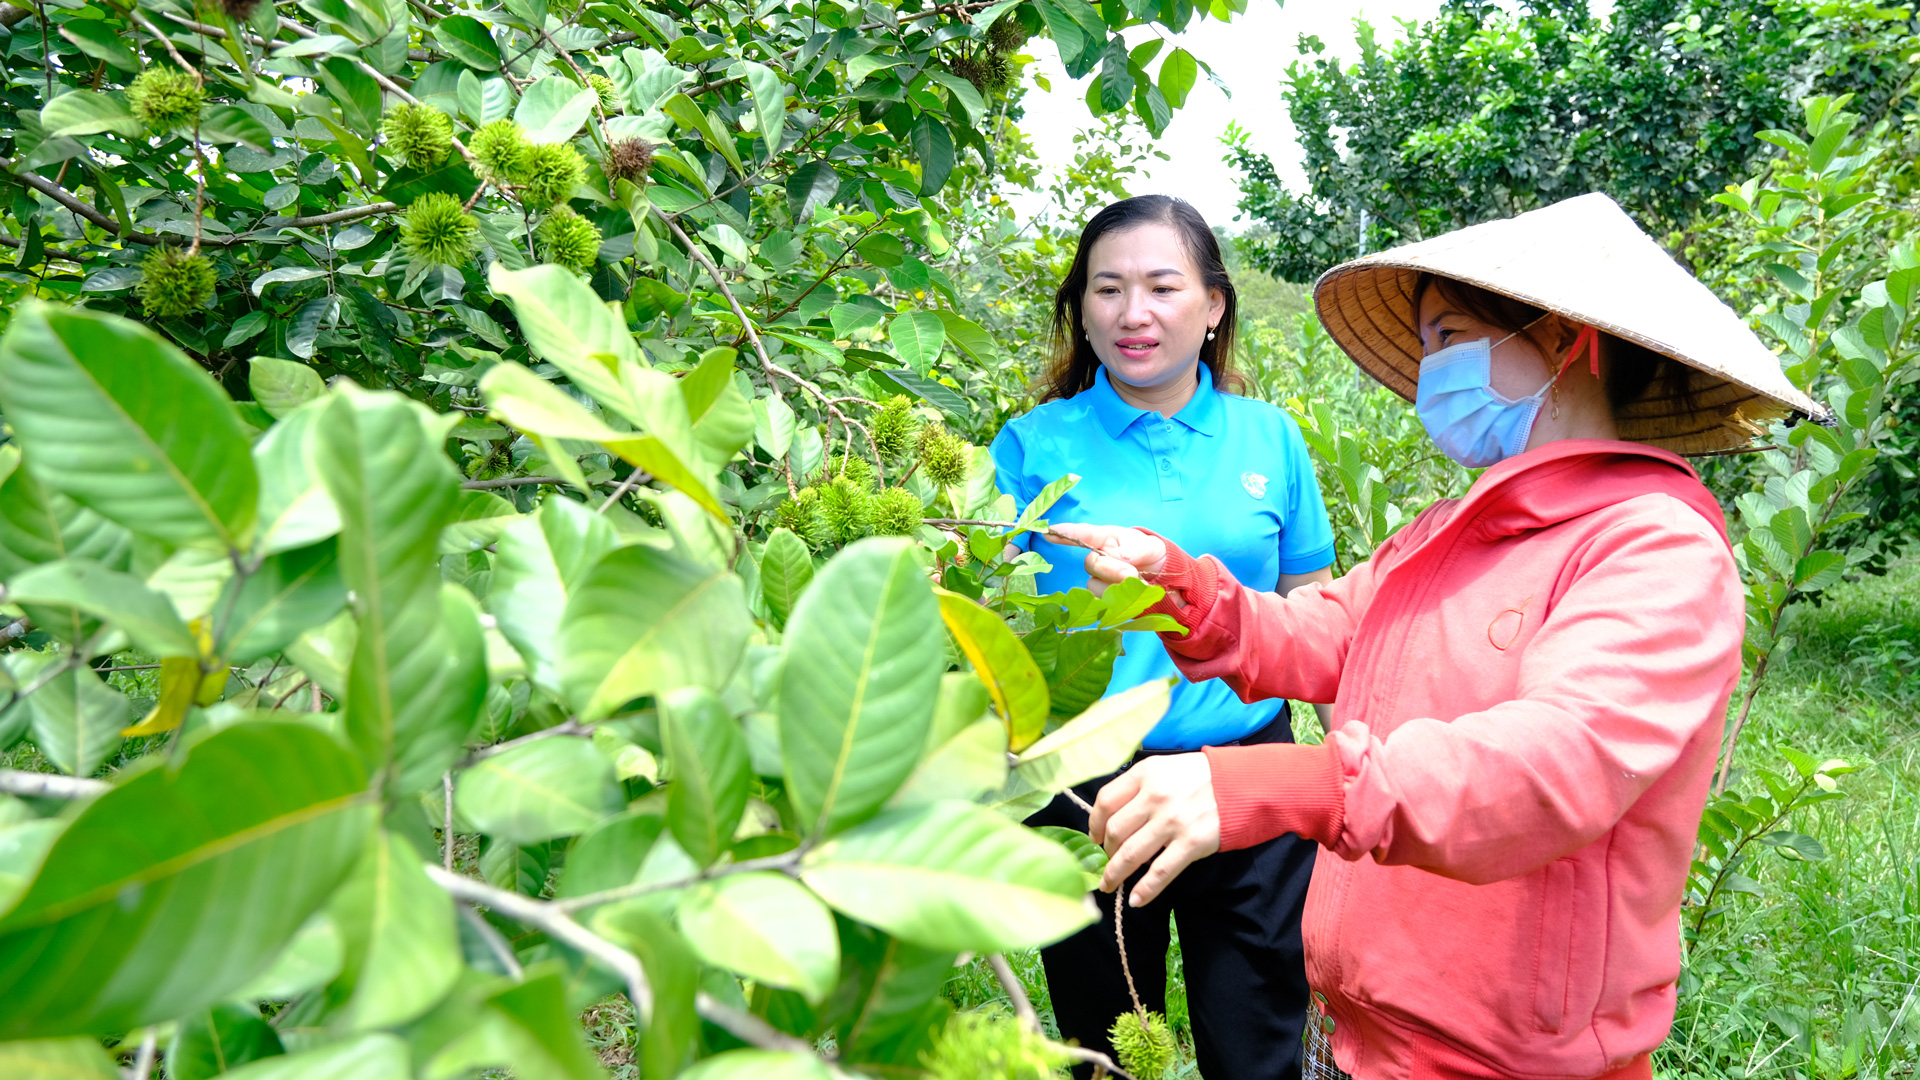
1312 192 1829 455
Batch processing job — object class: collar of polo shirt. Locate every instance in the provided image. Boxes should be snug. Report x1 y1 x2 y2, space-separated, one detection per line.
1088 364 1223 440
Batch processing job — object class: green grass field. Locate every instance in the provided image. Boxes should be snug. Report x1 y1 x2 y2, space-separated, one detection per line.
946 559 1920 1078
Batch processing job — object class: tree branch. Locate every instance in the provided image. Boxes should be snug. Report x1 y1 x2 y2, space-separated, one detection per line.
0 769 109 799
987 954 1038 1031
425 864 655 1024
1 616 31 644
549 850 802 913
461 475 572 489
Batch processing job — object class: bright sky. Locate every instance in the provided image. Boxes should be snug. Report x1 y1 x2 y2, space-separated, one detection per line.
1007 0 1614 231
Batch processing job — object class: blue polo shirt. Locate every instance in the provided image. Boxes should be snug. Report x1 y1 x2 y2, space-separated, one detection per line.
989 365 1336 750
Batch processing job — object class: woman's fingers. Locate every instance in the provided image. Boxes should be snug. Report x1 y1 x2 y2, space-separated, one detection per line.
1086 768 1139 847
1046 524 1168 574
1089 754 1220 903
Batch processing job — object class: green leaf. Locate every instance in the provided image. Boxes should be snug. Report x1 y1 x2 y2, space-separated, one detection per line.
435 971 607 1080
785 159 841 223
317 57 383 136
322 830 460 1029
515 76 597 144
759 527 814 629
1014 678 1170 793
4 560 194 657
168 1003 285 1080
662 686 751 867
216 1034 408 1080
1043 627 1121 718
456 737 624 845
933 311 1000 365
0 1039 120 1079
778 538 944 837
923 69 987 127
887 311 947 374
845 54 906 87
486 264 646 410
433 15 502 70
677 1049 834 1080
591 906 698 1076
737 60 789 155
40 90 142 139
319 387 487 794
0 721 373 1037
1012 473 1079 535
801 802 1093 952
559 545 751 721
0 304 258 550
679 872 839 1003
19 659 127 778
554 808 664 899
660 92 744 176
889 716 1007 807
0 466 133 583
935 589 1049 752
909 116 956 197
490 498 621 697
251 401 343 557
832 923 953 1065
868 367 971 419
200 106 274 150
249 357 326 420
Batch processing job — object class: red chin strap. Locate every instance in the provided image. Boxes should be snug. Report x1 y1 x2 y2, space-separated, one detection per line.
1554 323 1601 382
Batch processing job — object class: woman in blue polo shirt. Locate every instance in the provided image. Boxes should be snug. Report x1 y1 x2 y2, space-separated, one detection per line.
991 195 1335 1079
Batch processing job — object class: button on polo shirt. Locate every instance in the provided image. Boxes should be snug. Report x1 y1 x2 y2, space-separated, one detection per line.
990 365 1336 750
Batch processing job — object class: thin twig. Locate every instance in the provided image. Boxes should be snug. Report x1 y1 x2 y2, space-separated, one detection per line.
596 469 652 514
129 9 200 78
456 903 523 977
986 954 1039 1033
269 676 313 712
1115 894 1146 1021
426 864 655 1023
461 475 573 489
127 1029 158 1080
923 518 1018 528
0 769 109 799
2 616 34 644
550 850 803 913
462 718 593 766
1062 1046 1139 1080
1064 788 1096 814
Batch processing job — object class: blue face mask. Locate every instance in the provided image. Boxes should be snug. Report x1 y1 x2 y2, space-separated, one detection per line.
1415 325 1555 469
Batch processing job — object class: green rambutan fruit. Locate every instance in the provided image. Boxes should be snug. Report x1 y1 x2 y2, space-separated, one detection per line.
922 1009 1067 1080
987 15 1030 55
817 475 872 545
988 52 1013 89
870 394 919 461
381 102 454 169
822 449 875 491
869 486 925 537
774 487 826 549
604 137 654 184
1109 1010 1176 1079
134 246 216 318
128 68 205 132
945 53 992 94
587 73 621 113
471 119 532 185
518 142 586 209
536 206 603 274
401 192 479 266
916 423 971 488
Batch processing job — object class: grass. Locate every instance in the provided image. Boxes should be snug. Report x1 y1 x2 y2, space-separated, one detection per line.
946 560 1920 1078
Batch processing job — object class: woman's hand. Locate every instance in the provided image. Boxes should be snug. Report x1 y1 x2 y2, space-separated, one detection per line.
1087 753 1221 908
1044 523 1168 598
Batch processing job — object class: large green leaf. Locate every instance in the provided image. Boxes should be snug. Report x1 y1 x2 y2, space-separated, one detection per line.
167 1002 284 1080
1013 679 1171 794
831 921 953 1067
886 311 946 373
0 466 133 582
319 387 486 794
758 527 813 630
1039 627 1123 718
19 658 127 778
737 60 789 156
322 830 460 1029
558 545 750 721
678 1050 834 1080
4 559 195 657
249 357 326 420
514 76 597 144
489 498 620 697
0 721 373 1037
778 538 943 838
889 717 1007 808
679 872 839 1003
216 539 350 662
425 971 606 1080
662 686 751 867
0 305 257 550
553 808 663 899
251 402 342 557
0 1038 120 1079
456 737 624 845
935 588 1049 752
800 802 1093 952
592 905 698 1077
218 1034 408 1080
486 265 645 411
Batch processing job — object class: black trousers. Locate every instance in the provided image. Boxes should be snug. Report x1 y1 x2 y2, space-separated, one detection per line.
1026 707 1315 1080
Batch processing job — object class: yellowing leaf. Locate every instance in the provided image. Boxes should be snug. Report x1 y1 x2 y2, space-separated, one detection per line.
122 655 201 736
934 588 1048 752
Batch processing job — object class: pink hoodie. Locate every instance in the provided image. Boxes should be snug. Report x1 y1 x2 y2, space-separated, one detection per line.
1141 440 1742 1080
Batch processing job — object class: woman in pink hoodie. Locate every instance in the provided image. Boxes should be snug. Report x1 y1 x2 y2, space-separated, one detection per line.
1047 194 1829 1080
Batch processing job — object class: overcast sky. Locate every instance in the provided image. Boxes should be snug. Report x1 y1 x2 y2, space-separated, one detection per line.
1006 0 1615 231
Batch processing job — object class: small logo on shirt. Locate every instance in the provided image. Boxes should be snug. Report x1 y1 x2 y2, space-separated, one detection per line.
1241 471 1268 499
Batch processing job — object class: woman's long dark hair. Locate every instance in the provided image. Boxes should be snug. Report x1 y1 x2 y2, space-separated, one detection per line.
1037 195 1241 403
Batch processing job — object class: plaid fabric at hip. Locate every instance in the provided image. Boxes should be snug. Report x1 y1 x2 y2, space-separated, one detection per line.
1304 1002 1352 1080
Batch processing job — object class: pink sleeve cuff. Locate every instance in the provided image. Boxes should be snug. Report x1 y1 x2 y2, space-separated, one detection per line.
1203 741 1346 851
1133 529 1220 627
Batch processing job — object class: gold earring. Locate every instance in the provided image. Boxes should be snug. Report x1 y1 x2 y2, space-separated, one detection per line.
1206 328 1216 341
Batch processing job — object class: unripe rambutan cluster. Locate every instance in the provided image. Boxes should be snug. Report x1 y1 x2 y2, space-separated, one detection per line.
381 102 454 169
471 120 532 184
135 246 216 318
869 486 925 536
401 192 479 266
519 141 587 208
1109 1011 1177 1079
921 1009 1066 1080
916 423 971 488
536 207 603 274
870 395 920 461
128 68 204 132
587 73 620 113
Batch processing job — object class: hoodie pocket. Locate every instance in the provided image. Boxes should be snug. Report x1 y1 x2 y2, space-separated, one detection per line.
1532 858 1577 1033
